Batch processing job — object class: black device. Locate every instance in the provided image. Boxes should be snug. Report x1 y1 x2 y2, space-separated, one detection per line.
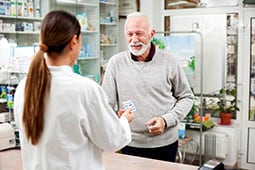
198 160 225 170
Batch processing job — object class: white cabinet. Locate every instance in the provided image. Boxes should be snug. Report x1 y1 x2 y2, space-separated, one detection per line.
99 0 119 75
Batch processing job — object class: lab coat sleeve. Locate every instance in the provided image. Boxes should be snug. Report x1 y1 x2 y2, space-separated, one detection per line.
14 79 26 129
80 84 131 152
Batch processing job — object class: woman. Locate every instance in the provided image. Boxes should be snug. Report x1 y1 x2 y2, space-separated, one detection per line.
14 10 133 170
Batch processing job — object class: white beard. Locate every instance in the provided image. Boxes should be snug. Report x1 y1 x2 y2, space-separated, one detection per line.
128 41 151 56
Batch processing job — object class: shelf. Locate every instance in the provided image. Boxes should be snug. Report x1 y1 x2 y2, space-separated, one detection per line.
167 0 198 9
99 0 118 66
100 43 117 47
100 22 118 26
82 30 98 34
0 31 39 34
56 0 97 7
99 1 117 6
0 15 42 21
78 56 98 60
163 6 241 16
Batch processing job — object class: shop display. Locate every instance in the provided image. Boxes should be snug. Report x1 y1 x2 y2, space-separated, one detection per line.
99 0 119 79
48 0 101 83
0 0 107 84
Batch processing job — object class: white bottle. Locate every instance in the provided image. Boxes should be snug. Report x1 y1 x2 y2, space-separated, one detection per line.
0 35 10 67
28 1 33 17
4 0 11 16
23 0 28 17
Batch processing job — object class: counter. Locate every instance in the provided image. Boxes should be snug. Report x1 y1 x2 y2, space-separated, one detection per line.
0 149 198 170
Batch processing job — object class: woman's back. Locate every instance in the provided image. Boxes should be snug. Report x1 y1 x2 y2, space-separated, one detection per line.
14 65 131 170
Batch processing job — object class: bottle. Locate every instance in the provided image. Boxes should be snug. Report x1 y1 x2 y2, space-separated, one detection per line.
0 35 10 67
23 0 28 17
10 0 16 16
4 0 11 16
28 0 33 17
17 0 23 16
0 0 5 15
34 0 40 17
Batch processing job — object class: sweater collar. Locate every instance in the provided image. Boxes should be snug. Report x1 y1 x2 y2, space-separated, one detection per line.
131 42 155 62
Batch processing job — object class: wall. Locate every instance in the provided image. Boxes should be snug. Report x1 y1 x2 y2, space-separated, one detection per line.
118 0 164 51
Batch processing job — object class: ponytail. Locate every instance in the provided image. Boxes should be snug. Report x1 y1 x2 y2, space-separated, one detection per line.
22 49 51 145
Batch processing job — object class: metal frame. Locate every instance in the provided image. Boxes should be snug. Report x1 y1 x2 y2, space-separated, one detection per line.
155 30 204 166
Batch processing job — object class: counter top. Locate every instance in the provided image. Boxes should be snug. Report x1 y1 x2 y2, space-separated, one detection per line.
0 149 198 170
102 151 198 170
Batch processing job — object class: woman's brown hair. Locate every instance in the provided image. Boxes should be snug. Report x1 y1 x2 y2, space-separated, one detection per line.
22 10 81 145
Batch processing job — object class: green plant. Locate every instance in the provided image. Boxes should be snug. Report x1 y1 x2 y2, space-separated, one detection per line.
152 38 165 49
211 85 240 114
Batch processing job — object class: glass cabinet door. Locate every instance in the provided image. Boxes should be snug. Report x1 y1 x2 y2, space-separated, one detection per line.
249 17 255 121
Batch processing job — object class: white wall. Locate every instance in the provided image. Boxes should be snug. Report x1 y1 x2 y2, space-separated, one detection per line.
118 0 164 51
140 0 164 31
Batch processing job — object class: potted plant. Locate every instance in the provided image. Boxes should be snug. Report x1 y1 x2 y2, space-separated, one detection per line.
210 85 240 125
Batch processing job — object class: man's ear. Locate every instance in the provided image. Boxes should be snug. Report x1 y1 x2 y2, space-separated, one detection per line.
150 29 156 38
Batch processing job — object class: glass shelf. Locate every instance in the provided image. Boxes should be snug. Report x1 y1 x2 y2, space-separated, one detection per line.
56 0 98 7
100 22 117 26
78 56 98 60
100 43 117 47
99 1 117 6
0 15 42 20
0 31 39 34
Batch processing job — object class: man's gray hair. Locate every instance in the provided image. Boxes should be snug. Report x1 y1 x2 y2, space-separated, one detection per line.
124 12 152 33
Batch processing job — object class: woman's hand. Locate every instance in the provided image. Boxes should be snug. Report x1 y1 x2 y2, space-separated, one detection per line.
118 109 134 123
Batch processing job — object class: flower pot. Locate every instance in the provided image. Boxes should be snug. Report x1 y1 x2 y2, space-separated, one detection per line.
220 112 232 125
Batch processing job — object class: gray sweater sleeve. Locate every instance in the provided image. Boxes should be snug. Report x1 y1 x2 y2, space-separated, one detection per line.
161 57 194 127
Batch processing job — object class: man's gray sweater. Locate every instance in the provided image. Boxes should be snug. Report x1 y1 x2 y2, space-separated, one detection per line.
102 48 194 148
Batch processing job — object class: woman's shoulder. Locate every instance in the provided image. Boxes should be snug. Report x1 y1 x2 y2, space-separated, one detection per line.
73 73 99 88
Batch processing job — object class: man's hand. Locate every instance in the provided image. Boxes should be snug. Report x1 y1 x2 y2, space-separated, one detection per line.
146 117 166 136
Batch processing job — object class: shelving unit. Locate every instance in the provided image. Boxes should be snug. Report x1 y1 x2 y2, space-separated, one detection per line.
0 14 42 46
48 0 101 82
0 0 44 123
99 0 119 80
1 0 121 84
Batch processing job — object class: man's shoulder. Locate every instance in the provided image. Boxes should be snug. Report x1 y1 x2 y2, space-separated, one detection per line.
109 50 129 62
155 49 178 61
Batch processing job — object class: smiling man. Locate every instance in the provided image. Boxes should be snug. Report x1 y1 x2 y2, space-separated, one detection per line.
102 12 194 162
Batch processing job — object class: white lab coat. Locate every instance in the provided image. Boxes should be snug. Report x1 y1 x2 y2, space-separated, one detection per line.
14 66 131 170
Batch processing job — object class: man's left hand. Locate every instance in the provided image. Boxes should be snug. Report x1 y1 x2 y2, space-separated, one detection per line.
146 117 166 136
